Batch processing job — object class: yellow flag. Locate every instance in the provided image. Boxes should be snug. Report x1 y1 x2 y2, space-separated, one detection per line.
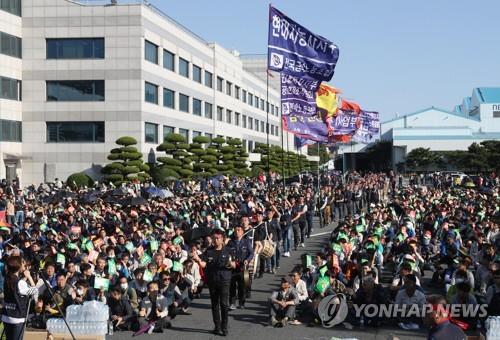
316 84 339 118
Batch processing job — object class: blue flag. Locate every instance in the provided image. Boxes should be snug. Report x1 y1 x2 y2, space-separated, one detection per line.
268 6 339 81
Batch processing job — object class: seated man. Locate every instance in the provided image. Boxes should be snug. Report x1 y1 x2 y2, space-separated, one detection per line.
108 286 138 331
72 279 97 305
395 274 426 330
425 295 466 340
138 281 171 333
269 277 299 327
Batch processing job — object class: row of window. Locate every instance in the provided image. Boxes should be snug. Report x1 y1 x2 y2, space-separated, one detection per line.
144 40 280 116
0 119 22 142
46 122 104 143
0 0 21 16
0 31 22 59
46 80 105 102
0 76 21 101
46 38 104 60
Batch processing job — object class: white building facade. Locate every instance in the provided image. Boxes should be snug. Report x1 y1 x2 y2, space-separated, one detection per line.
0 0 294 185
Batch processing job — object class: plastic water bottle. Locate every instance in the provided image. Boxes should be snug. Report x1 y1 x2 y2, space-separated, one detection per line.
108 321 114 335
360 316 365 329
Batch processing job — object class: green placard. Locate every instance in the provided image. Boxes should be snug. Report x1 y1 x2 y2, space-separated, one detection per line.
108 259 117 276
56 253 65 265
355 225 365 233
319 265 328 277
173 237 183 246
172 261 182 272
125 242 136 253
94 277 110 291
83 240 94 252
143 270 153 282
331 243 342 254
140 253 152 266
150 240 159 252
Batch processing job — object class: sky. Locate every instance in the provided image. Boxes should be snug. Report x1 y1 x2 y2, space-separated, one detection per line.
149 0 500 121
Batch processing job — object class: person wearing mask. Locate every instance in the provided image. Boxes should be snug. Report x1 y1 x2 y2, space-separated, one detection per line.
228 225 253 310
2 256 38 340
117 275 139 314
138 281 171 333
72 279 97 304
192 228 236 336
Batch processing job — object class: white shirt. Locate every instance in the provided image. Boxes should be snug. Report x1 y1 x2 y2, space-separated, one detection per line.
292 279 308 302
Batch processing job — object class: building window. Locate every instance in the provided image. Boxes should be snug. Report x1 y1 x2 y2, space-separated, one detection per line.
179 58 189 78
0 76 21 101
144 82 158 104
242 89 247 103
226 81 232 96
0 0 21 16
270 104 274 116
235 112 240 126
205 102 213 119
248 117 253 130
144 40 158 64
193 130 202 138
248 141 254 152
163 88 175 109
226 110 232 124
179 128 189 141
248 93 253 106
205 71 213 88
261 121 265 133
235 85 240 99
217 77 223 92
254 96 260 109
193 98 202 116
242 115 247 128
46 122 104 143
179 93 189 113
46 80 104 102
145 123 158 144
205 133 213 141
270 125 274 136
255 119 259 132
217 106 223 121
0 31 21 58
242 139 247 151
260 99 265 111
193 65 202 83
0 119 21 142
46 38 104 59
163 49 175 71
163 125 174 141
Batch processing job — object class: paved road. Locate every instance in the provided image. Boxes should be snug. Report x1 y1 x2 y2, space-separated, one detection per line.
111 219 427 340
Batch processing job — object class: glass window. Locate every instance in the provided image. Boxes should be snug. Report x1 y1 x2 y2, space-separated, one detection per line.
0 119 21 142
193 98 202 116
192 131 202 138
270 104 274 116
205 71 213 88
163 125 174 141
179 128 189 141
0 31 21 58
0 0 21 16
205 102 213 119
226 81 232 96
242 115 247 128
248 141 254 152
193 65 202 83
145 122 158 144
261 121 265 133
46 38 104 59
260 99 265 111
248 93 253 106
46 80 104 102
235 112 240 126
248 117 253 130
144 82 158 104
255 119 259 132
226 110 232 124
205 133 213 141
254 96 260 108
235 85 240 99
179 94 189 112
0 76 21 101
179 58 189 78
217 106 223 121
217 77 223 92
163 88 175 109
46 122 104 143
144 40 158 64
242 89 247 103
242 139 247 151
163 49 175 71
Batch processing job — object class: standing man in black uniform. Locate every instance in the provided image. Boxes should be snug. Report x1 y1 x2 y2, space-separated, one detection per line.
192 229 235 336
227 225 253 310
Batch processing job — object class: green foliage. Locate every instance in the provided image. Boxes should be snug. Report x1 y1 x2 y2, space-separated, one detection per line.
101 136 148 185
165 133 186 143
193 135 210 144
116 136 137 146
67 172 93 189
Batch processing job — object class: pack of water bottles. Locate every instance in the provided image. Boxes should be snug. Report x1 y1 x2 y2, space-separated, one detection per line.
46 301 109 336
486 316 500 340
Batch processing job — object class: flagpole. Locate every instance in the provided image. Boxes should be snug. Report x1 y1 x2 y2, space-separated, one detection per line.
280 114 285 192
266 68 271 191
317 142 320 194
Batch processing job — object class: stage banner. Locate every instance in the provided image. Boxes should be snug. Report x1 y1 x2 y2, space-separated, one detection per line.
268 6 339 81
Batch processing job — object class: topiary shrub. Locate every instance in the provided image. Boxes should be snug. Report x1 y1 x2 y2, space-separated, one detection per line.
67 172 93 189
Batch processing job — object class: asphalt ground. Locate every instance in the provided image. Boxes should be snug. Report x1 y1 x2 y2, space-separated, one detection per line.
109 218 431 340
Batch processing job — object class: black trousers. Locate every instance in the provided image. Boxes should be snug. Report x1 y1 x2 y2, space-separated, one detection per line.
4 322 24 340
230 270 245 305
208 281 230 331
306 213 314 237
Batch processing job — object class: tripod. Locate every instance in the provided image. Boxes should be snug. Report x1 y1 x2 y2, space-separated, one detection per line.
38 272 76 340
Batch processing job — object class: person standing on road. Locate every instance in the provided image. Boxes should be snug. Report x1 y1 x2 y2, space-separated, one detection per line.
192 229 236 336
291 196 307 249
227 225 253 310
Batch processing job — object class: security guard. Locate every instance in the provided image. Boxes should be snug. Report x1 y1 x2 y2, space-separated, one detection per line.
192 229 235 336
227 225 253 310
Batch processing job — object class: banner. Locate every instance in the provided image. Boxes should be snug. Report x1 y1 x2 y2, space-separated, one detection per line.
268 6 339 81
352 110 380 143
283 115 329 143
281 73 320 117
294 136 316 149
331 111 360 135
